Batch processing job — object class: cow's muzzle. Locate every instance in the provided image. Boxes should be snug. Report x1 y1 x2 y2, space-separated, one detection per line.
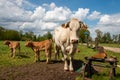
71 39 79 44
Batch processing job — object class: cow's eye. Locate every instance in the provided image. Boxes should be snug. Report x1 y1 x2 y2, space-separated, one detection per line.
70 28 72 31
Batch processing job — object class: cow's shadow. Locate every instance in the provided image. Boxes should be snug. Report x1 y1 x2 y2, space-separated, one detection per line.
19 54 30 58
73 59 84 72
17 52 30 58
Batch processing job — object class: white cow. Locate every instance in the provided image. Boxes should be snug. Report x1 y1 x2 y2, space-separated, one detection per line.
53 18 86 71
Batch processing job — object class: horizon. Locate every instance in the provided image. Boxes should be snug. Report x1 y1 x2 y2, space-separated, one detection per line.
0 0 120 39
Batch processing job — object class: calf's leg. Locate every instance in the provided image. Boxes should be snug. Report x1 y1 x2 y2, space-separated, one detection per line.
10 48 13 57
12 49 16 58
34 51 40 62
18 46 20 57
45 50 50 64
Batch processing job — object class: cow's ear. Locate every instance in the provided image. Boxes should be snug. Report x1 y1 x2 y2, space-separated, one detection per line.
61 23 65 28
65 22 70 28
61 22 70 28
79 21 83 29
29 41 33 44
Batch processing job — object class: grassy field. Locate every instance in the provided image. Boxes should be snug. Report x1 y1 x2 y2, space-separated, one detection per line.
0 41 120 80
99 43 120 48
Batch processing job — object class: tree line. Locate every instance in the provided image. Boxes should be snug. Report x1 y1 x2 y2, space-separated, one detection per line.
95 29 120 44
0 26 90 42
0 26 119 44
0 26 52 41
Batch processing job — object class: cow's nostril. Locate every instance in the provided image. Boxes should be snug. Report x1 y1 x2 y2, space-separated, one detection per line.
76 40 78 43
71 39 78 43
71 40 74 42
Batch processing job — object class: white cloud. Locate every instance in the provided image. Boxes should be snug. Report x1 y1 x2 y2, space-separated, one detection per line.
90 13 120 38
50 2 56 9
44 7 72 22
99 15 110 24
87 11 101 20
72 8 89 20
0 1 119 37
0 0 33 23
31 6 45 20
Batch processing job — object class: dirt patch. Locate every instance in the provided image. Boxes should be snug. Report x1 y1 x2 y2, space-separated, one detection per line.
0 60 82 80
103 47 120 53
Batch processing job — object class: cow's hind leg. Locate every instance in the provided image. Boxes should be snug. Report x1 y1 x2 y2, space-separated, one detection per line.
54 44 60 60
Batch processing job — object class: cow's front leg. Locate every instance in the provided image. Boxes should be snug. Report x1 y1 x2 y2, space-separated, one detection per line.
69 54 74 71
61 46 68 71
69 44 76 71
64 54 68 71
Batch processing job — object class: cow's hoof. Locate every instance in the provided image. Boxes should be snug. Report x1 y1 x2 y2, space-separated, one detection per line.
64 68 69 71
70 70 74 73
64 69 69 72
34 60 39 63
61 58 65 61
46 62 49 64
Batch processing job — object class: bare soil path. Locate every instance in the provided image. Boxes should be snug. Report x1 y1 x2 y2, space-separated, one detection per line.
82 43 120 53
0 60 82 80
103 46 120 53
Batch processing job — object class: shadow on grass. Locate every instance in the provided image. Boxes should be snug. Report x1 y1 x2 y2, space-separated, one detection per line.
115 73 120 78
17 54 30 58
39 60 64 64
73 59 84 72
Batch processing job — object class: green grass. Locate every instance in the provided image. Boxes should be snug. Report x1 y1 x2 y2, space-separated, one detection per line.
75 45 120 80
0 41 120 80
0 41 49 67
99 43 120 48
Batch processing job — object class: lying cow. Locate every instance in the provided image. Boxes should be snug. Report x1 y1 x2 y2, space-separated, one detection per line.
25 39 52 63
53 18 86 71
4 40 20 58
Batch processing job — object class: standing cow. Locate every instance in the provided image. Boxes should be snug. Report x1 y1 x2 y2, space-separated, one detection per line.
25 39 52 63
4 40 20 58
53 18 86 71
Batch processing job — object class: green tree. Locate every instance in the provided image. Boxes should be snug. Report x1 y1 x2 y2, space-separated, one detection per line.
101 32 112 43
79 29 90 43
3 29 20 40
0 26 5 40
95 29 103 42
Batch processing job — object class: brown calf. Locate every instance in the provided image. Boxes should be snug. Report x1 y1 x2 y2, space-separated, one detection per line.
92 46 107 59
25 39 52 63
4 40 20 58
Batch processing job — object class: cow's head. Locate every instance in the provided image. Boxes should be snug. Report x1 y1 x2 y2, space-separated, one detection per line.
25 41 33 47
4 40 10 45
62 18 86 44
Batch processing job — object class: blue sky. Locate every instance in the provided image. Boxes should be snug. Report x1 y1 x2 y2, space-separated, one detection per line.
0 0 120 38
28 0 120 14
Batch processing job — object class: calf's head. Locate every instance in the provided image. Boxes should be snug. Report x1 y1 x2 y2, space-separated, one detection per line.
4 40 10 45
25 41 33 47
